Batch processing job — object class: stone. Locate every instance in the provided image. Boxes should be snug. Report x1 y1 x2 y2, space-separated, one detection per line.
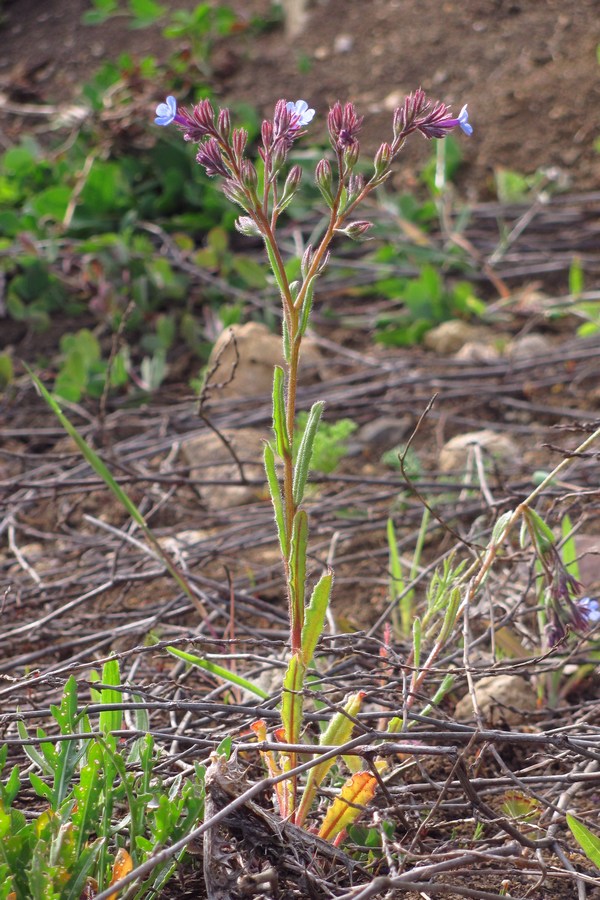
454 340 500 363
424 320 479 355
203 322 321 402
357 416 411 456
439 429 519 474
454 674 537 726
507 333 552 359
181 427 266 509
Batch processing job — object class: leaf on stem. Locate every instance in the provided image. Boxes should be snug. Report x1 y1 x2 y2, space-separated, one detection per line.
318 770 378 843
272 366 290 457
300 570 333 667
293 401 324 506
263 441 288 558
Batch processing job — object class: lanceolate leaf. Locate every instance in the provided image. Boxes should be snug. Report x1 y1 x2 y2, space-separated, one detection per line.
318 770 378 843
298 275 317 335
293 401 324 506
263 441 288 557
281 653 305 747
567 815 600 868
288 510 309 636
300 570 333 667
272 366 290 457
295 691 365 827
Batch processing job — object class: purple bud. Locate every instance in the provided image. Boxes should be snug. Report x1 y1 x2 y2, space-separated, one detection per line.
328 101 364 151
217 108 231 140
284 164 302 191
261 119 273 148
222 179 249 208
301 244 314 278
232 128 248 161
240 159 258 190
347 173 365 202
196 138 228 177
336 220 373 240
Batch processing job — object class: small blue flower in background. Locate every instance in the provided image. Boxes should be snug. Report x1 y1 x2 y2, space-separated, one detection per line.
286 99 315 128
579 596 600 625
155 96 178 127
457 104 473 136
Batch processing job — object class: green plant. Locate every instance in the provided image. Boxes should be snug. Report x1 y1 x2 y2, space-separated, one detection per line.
374 264 485 346
294 412 357 474
567 814 600 869
1 660 205 898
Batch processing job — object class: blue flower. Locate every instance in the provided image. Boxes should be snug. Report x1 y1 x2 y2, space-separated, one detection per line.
155 95 178 127
286 99 315 128
579 596 600 625
457 104 473 136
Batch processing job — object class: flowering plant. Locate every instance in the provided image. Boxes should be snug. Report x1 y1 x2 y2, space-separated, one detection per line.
155 88 472 826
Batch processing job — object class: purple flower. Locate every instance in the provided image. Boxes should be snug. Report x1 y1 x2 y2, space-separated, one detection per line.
417 102 473 140
286 99 315 128
155 95 178 127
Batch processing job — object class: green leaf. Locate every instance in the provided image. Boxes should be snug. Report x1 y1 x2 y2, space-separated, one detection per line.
281 653 305 746
567 814 600 868
272 366 290 457
166 647 269 699
263 441 288 558
288 510 308 636
98 657 122 747
300 570 333 668
491 510 514 545
292 401 324 506
298 275 317 336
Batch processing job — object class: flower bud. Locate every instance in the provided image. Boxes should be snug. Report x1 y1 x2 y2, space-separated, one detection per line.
222 179 249 208
347 173 365 203
374 142 392 177
261 119 273 148
335 220 373 241
275 164 303 214
240 159 258 191
301 244 314 278
232 128 248 161
235 215 262 237
315 158 334 205
217 108 231 141
342 140 360 172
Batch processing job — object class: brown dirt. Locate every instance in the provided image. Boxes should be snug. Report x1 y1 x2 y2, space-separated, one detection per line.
1 0 600 197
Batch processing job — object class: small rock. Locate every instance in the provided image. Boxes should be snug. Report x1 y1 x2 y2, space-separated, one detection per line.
455 674 537 726
424 320 479 355
204 322 321 401
358 416 411 456
439 429 519 474
507 333 552 359
182 428 266 509
454 340 500 363
334 34 353 53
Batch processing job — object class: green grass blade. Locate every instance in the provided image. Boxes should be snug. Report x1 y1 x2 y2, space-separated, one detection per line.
27 366 145 528
166 647 269 700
